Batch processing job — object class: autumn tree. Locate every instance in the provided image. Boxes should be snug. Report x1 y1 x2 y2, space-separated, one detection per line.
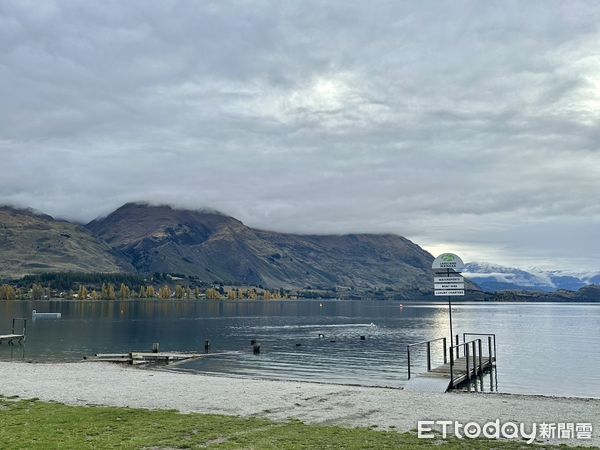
101 283 116 300
0 285 16 300
118 283 131 299
78 285 88 300
159 286 171 299
31 284 44 300
205 288 220 300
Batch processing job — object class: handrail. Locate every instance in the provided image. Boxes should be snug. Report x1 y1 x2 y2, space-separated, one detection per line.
448 338 483 386
449 338 480 350
407 337 447 348
463 332 496 362
407 337 447 379
11 318 27 338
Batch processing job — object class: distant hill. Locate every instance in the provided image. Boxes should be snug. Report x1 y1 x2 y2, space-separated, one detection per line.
463 262 598 292
0 206 131 279
86 203 439 291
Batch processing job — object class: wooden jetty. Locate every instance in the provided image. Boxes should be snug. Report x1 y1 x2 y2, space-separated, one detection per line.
0 318 26 345
404 333 497 393
84 351 207 366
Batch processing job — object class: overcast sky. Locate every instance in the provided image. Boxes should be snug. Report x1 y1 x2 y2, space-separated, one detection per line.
1 1 599 272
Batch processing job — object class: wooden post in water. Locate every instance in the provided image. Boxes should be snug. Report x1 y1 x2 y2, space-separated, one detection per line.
478 339 483 373
426 341 431 371
471 341 476 376
465 343 470 381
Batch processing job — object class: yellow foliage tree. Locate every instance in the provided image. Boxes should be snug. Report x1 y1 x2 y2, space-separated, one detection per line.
159 286 172 299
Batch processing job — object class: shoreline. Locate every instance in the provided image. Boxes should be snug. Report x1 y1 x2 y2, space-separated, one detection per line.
0 361 598 446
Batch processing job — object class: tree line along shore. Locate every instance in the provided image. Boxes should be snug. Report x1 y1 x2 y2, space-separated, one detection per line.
0 272 296 301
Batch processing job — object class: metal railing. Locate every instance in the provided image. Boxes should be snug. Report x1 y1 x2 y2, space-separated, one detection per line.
407 337 447 379
463 332 496 364
449 338 483 386
12 318 27 338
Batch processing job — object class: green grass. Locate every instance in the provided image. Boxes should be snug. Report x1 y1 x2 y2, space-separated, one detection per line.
0 397 577 449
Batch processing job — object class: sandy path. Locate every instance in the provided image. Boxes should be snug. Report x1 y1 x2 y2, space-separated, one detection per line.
0 361 598 446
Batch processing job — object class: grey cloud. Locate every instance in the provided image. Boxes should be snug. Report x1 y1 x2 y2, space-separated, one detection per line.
1 1 600 270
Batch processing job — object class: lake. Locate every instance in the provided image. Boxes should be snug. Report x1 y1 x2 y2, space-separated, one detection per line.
0 299 598 398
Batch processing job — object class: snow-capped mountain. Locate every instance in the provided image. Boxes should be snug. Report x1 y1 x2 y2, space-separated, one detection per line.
463 262 599 292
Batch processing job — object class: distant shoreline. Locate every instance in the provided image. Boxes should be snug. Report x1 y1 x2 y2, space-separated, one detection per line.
3 297 599 304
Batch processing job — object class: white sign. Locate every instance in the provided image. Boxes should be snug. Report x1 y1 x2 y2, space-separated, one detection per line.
435 283 464 290
434 276 464 283
434 290 465 296
432 253 465 272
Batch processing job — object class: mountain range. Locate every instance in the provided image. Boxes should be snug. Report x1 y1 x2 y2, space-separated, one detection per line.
1 203 441 294
463 262 600 292
2 202 597 299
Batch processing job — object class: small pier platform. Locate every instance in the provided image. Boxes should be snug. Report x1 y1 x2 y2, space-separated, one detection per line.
0 334 25 345
0 318 27 345
405 333 497 393
84 351 207 366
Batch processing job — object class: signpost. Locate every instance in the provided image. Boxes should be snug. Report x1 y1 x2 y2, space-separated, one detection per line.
432 253 465 386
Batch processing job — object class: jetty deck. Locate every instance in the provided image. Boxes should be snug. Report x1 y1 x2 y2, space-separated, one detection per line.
404 333 497 393
0 318 27 345
0 334 25 344
84 352 207 365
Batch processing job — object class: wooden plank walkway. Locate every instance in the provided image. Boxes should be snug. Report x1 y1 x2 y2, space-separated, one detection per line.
405 356 496 392
84 352 206 365
0 334 25 344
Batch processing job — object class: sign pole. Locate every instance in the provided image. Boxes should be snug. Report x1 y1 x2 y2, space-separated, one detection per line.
432 253 465 388
447 268 453 348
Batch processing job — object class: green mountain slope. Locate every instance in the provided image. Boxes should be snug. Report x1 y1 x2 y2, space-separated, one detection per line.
0 206 132 279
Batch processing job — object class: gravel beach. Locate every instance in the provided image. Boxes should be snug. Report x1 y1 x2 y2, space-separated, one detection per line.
1 361 598 447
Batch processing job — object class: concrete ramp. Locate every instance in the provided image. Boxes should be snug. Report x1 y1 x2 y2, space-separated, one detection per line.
404 374 450 393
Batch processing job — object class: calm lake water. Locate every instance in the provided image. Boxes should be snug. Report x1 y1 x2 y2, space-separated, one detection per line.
1 299 598 398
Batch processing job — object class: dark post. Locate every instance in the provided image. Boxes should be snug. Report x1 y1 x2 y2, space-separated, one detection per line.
472 341 476 375
426 341 431 371
152 342 159 353
204 339 211 353
478 339 482 372
465 343 470 380
446 269 454 364
443 337 447 364
488 336 492 364
407 346 411 379
449 343 454 387
455 334 460 357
